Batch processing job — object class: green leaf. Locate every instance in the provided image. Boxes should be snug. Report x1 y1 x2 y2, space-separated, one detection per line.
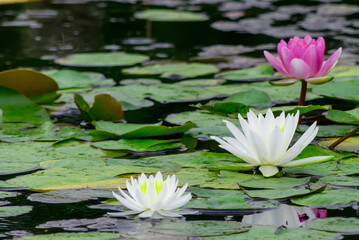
194 102 249 116
0 206 32 217
319 175 359 187
123 63 218 79
224 90 271 108
253 105 331 116
305 217 359 234
56 52 149 67
20 232 123 240
0 86 50 124
92 139 183 152
239 177 311 190
312 80 359 103
244 185 326 199
319 136 359 152
215 65 274 81
94 121 196 138
326 108 359 125
135 9 208 22
0 69 59 104
291 188 359 207
298 124 358 137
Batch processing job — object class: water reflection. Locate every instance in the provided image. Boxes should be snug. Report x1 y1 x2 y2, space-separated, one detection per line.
242 204 327 228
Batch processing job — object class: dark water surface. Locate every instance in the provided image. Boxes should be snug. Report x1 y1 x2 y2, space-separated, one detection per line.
0 0 358 239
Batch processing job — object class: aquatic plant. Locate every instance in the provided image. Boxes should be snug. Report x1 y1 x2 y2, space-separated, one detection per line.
264 35 341 106
109 172 193 218
211 109 334 177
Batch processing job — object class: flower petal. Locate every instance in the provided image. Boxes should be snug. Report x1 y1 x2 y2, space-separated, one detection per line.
281 156 334 167
315 47 342 77
305 76 333 85
107 210 140 217
259 165 279 177
264 51 289 76
138 210 154 218
289 58 311 79
269 78 299 86
302 45 320 76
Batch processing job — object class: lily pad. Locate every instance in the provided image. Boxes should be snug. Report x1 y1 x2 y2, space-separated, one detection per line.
298 124 358 137
326 108 359 125
319 175 359 187
122 63 218 79
56 52 149 67
0 86 50 124
194 102 249 116
135 9 208 22
305 217 359 234
312 80 359 102
92 139 183 152
21 232 123 240
223 90 271 108
215 64 275 81
0 69 59 103
43 70 114 89
291 189 359 207
0 206 32 217
239 177 311 190
319 136 359 152
94 121 196 138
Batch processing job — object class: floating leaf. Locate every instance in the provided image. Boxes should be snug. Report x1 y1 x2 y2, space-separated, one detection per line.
298 124 358 137
305 217 359 234
21 232 123 240
312 80 359 102
123 63 218 79
319 136 359 152
75 94 124 122
0 86 50 124
194 102 249 116
120 78 161 85
135 9 208 22
254 105 331 116
326 108 359 125
224 90 271 108
56 52 149 67
291 189 359 207
176 79 225 86
239 177 311 190
92 139 183 152
215 65 275 81
319 175 359 187
0 206 32 217
244 185 326 199
94 121 196 138
43 70 113 89
0 69 59 103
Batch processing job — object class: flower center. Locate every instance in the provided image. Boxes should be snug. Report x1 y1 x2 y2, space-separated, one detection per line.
139 179 164 196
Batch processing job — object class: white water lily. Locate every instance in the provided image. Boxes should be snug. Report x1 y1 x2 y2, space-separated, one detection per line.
211 109 333 177
108 172 193 218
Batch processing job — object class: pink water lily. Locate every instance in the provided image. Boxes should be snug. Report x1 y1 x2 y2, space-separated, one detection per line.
264 35 342 85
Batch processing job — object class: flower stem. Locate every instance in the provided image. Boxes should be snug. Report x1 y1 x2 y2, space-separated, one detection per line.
298 80 307 106
329 125 359 149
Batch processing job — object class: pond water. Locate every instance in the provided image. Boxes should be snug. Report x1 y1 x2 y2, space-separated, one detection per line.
0 0 358 239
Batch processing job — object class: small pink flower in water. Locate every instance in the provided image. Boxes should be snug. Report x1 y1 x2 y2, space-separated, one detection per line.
264 35 342 85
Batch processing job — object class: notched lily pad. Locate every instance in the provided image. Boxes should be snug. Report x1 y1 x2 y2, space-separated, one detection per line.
56 52 149 67
312 80 359 103
319 175 359 188
0 206 32 217
326 108 359 125
92 139 183 152
239 177 311 190
305 217 359 234
21 232 123 240
215 65 275 82
135 9 208 22
194 102 249 116
319 136 359 152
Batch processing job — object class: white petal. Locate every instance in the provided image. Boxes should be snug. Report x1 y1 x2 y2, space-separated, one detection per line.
157 210 183 218
138 210 154 218
259 166 279 177
112 191 143 212
164 193 192 210
108 210 140 217
281 156 334 167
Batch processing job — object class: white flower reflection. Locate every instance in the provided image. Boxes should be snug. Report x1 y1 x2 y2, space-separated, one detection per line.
242 204 327 228
108 172 195 218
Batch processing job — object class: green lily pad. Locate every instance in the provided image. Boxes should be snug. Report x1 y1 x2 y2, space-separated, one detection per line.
305 217 359 234
319 136 359 152
291 188 359 207
244 185 326 199
94 121 196 138
120 78 161 85
330 65 359 78
75 94 124 122
92 139 183 152
239 177 311 190
298 124 358 137
0 69 59 104
152 221 249 237
194 102 249 116
326 108 359 125
223 90 271 108
319 175 359 187
0 86 50 124
200 171 263 189
20 232 123 240
0 192 17 199
135 9 208 22
254 105 331 116
176 79 225 86
0 206 32 217
122 63 218 79
312 80 359 102
43 69 114 89
215 64 275 81
56 52 149 67
206 225 340 240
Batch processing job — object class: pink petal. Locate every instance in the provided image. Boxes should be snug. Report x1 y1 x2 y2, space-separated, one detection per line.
280 47 295 72
302 45 320 77
315 37 325 65
304 35 312 45
264 51 289 76
291 44 305 58
315 47 342 77
289 58 311 79
277 40 287 60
